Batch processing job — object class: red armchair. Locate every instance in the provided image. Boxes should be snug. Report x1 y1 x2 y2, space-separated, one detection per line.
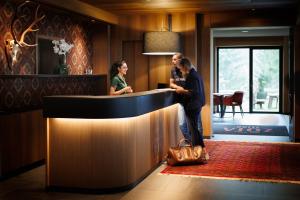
213 94 222 117
223 91 244 118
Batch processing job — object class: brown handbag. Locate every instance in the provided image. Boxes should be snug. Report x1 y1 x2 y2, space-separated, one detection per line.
167 139 206 166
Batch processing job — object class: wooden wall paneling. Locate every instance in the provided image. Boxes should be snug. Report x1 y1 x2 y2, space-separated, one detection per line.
39 0 119 24
209 9 297 28
0 114 22 175
128 15 142 40
0 110 46 176
197 14 212 137
92 24 110 75
123 41 136 90
20 111 40 165
283 36 290 113
110 25 123 65
172 13 196 63
149 56 171 90
122 40 149 92
294 26 300 141
135 43 149 92
184 13 196 64
121 16 132 41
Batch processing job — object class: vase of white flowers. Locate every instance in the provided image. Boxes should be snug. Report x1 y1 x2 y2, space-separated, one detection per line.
52 39 74 74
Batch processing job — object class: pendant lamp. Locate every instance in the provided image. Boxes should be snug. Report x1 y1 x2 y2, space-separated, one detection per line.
143 15 182 55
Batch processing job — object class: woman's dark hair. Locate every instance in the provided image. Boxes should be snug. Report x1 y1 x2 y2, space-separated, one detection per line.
179 57 192 69
110 59 126 80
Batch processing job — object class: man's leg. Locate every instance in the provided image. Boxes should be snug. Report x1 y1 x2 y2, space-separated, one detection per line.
178 104 191 141
198 111 203 134
185 109 204 147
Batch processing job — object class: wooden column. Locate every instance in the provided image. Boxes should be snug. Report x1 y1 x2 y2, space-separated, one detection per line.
294 26 300 141
197 14 212 137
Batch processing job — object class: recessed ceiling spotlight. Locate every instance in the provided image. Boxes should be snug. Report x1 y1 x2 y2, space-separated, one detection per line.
241 30 249 33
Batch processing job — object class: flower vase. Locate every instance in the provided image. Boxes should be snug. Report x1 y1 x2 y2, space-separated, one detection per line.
59 54 68 75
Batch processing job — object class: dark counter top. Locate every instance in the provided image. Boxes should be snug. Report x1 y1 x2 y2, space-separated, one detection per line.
43 89 177 119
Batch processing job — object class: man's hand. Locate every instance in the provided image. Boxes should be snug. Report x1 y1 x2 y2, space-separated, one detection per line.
176 86 184 90
175 88 185 94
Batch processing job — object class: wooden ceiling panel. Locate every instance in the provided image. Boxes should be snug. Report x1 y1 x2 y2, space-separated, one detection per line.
79 0 298 13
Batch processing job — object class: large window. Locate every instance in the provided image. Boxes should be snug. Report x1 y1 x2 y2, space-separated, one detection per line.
217 47 282 113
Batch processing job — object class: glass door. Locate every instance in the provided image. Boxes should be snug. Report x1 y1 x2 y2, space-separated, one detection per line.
252 48 281 112
217 47 282 114
218 48 250 112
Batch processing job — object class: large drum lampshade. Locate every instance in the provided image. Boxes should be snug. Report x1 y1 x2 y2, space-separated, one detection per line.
142 31 182 55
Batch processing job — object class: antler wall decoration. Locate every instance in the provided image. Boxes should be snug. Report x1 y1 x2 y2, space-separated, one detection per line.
5 0 45 71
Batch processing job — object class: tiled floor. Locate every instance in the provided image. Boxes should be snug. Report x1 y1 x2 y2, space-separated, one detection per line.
1 163 300 200
1 114 298 200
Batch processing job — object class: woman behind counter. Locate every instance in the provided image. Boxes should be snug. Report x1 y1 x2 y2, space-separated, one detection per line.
110 59 133 95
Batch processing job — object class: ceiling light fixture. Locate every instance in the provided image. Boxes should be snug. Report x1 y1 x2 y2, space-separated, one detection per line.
143 14 182 55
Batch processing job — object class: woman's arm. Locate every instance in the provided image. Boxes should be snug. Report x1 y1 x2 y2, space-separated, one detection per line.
170 78 184 90
175 87 190 95
110 86 132 95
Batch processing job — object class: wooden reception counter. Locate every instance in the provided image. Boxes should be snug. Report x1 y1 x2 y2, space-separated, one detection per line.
43 89 181 192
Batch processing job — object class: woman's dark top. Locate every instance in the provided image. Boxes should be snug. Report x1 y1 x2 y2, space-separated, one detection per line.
183 68 205 111
111 75 127 93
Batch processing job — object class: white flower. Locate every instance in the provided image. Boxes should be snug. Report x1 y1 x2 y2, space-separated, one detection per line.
52 39 74 55
53 46 59 54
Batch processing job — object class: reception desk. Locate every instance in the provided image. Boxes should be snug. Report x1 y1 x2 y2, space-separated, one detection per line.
43 89 181 192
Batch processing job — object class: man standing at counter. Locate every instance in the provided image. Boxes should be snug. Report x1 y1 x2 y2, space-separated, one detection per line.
169 53 191 141
175 58 209 159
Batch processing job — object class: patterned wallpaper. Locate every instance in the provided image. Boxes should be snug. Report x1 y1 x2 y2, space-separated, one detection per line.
0 75 107 113
0 0 94 75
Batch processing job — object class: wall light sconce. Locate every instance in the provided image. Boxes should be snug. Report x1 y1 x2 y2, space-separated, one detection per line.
142 14 182 55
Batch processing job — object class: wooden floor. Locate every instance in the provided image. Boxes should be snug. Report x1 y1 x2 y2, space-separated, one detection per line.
1 114 298 200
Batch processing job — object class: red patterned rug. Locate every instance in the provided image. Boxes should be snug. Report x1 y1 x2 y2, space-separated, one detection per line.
161 140 300 184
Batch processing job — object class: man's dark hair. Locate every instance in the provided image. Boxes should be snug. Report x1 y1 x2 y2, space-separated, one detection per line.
179 57 192 69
